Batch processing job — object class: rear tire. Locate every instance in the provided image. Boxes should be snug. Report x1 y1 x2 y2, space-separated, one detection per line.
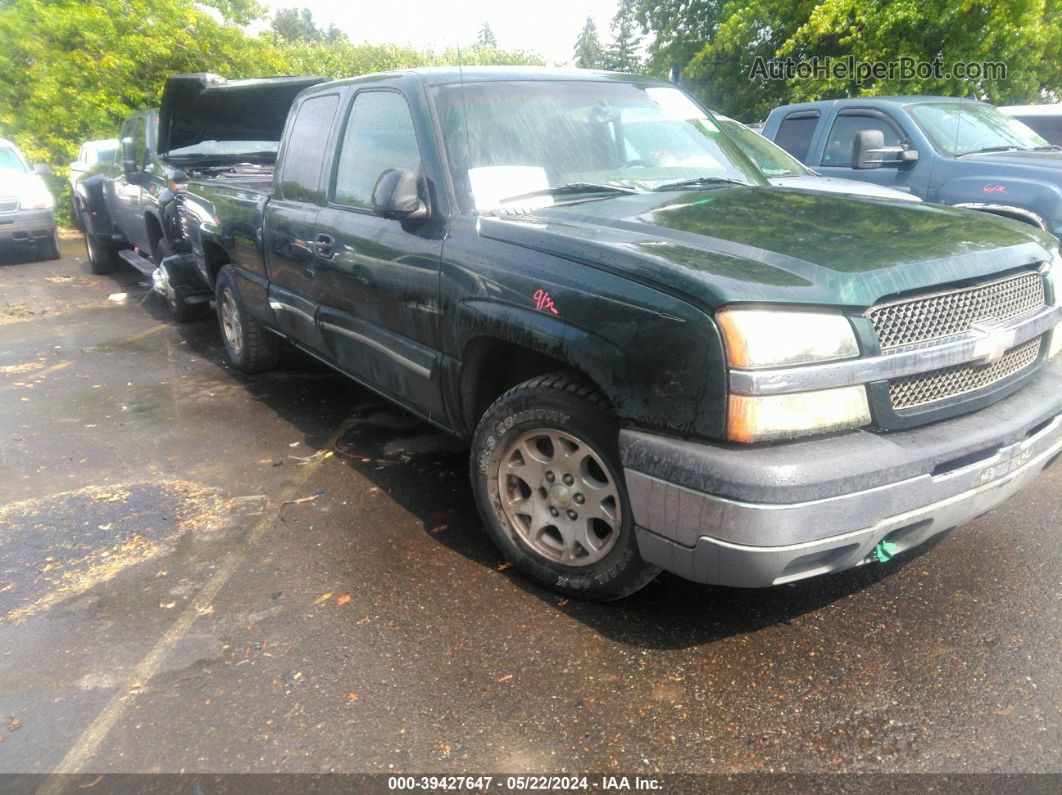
470 373 659 601
215 264 279 373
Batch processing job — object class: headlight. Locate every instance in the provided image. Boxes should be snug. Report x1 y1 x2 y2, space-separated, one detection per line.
716 307 860 368
728 387 871 443
18 182 54 210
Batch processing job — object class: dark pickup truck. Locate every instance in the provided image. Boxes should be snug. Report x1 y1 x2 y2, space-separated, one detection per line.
762 97 1062 236
77 73 323 319
183 68 1062 600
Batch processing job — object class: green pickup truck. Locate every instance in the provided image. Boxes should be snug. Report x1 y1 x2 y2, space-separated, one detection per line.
182 68 1062 600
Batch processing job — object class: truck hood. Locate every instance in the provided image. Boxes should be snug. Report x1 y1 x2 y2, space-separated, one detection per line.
958 148 1062 175
768 174 921 202
479 186 1054 309
157 73 327 162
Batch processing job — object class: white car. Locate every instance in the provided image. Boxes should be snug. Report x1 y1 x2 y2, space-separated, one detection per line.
0 138 59 261
714 115 922 202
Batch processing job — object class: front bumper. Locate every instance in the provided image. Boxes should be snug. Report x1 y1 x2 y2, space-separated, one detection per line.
0 209 56 246
623 358 1062 587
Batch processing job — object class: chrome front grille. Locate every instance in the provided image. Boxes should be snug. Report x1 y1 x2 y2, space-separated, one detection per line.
868 270 1045 350
0 196 18 213
888 336 1044 409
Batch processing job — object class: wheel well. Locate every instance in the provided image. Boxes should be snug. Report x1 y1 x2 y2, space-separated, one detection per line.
145 214 163 261
459 338 604 434
960 205 1049 230
201 241 231 287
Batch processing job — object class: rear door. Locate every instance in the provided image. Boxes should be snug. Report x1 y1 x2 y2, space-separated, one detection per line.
312 85 447 419
263 90 343 353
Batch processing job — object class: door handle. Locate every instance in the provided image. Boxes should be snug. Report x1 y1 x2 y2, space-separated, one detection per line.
314 233 334 259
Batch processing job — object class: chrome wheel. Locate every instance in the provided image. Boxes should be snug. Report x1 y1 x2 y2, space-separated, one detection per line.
497 428 622 566
220 287 243 354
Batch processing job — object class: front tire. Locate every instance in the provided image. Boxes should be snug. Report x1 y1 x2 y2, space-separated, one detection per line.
215 264 279 373
471 373 659 600
83 224 118 274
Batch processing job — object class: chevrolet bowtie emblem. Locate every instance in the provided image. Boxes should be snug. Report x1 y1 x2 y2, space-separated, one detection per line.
971 322 1017 364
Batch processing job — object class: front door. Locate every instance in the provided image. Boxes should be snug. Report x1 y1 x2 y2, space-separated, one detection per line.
313 88 446 419
263 92 342 353
814 110 922 194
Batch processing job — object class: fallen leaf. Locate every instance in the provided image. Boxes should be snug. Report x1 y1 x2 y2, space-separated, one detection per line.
496 562 513 571
7 717 22 731
345 691 358 703
336 594 351 606
280 494 319 507
556 598 569 606
311 592 333 606
498 674 513 682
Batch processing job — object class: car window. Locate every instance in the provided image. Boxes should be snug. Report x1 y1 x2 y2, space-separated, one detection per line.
821 114 902 166
278 94 340 203
333 91 421 209
774 113 819 162
909 103 1049 155
0 145 28 172
132 118 148 169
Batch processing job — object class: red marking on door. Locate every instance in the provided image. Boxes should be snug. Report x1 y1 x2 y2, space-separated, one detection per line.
984 184 1007 193
533 289 558 315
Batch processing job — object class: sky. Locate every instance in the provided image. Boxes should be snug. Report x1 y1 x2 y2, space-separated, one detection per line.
255 0 624 65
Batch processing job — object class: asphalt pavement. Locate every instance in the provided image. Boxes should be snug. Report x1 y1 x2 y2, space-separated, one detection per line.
0 236 1059 779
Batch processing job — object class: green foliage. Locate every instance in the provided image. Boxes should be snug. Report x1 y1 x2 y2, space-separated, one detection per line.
604 0 643 73
639 0 1062 122
271 6 346 44
0 0 541 226
573 16 605 69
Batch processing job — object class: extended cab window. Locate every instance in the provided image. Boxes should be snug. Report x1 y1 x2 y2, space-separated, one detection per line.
279 94 339 202
333 91 421 209
822 113 902 166
774 112 818 161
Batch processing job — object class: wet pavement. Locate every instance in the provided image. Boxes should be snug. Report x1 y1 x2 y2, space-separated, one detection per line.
0 236 1059 776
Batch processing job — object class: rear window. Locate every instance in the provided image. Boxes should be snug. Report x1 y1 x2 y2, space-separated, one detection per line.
278 95 340 203
774 112 819 162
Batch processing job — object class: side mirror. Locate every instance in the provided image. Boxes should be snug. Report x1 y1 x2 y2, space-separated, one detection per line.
853 130 885 169
33 163 51 176
371 168 428 222
853 129 919 169
120 136 138 175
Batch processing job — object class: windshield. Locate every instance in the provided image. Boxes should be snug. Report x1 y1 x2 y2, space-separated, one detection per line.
433 80 765 211
910 102 1049 156
715 116 810 177
164 140 279 160
0 145 29 172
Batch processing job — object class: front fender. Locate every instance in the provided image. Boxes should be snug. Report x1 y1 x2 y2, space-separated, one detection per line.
76 173 117 237
937 175 1062 233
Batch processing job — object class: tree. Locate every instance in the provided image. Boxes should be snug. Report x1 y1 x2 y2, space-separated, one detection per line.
604 0 642 72
573 16 605 69
475 22 497 48
644 0 1062 122
271 7 347 44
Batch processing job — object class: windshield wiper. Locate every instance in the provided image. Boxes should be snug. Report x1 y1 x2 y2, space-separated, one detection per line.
650 176 751 191
498 182 639 204
956 145 1020 157
1032 145 1062 152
